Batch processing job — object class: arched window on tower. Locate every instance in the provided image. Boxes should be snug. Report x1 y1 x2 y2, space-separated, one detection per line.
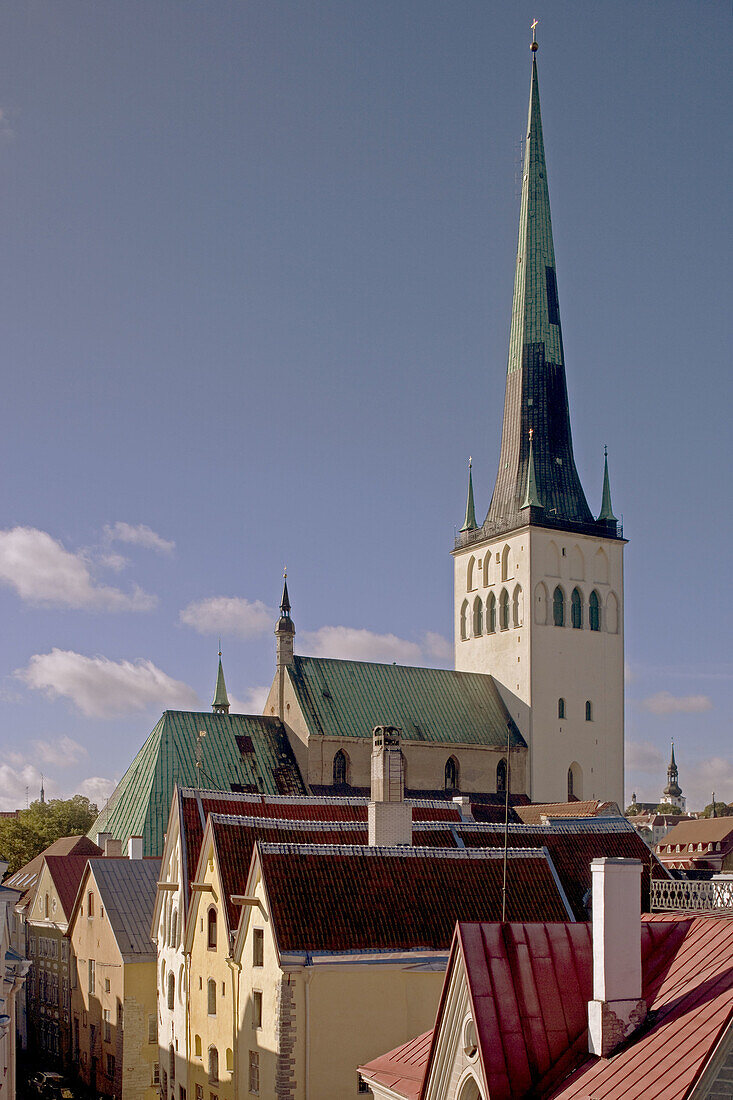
501 545 511 582
460 599 469 641
445 757 459 792
499 588 509 630
472 596 483 637
333 749 349 786
467 556 476 592
496 758 507 793
571 587 583 629
486 592 496 633
585 700 593 722
558 697 565 720
553 586 565 627
568 762 583 800
512 584 523 627
589 590 601 631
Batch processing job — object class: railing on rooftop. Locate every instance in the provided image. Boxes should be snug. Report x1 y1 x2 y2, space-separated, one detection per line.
454 516 623 551
651 876 733 912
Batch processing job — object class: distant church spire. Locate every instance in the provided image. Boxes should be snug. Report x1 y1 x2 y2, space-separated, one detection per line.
40 774 45 804
598 446 617 523
483 38 597 537
275 569 295 670
212 646 230 715
662 739 685 810
460 458 477 532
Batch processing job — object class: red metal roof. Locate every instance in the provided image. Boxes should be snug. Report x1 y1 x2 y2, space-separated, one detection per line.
258 845 572 953
362 914 733 1100
360 1030 433 1100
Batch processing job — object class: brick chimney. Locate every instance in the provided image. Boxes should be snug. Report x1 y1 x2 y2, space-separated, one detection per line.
588 858 647 1057
368 726 412 847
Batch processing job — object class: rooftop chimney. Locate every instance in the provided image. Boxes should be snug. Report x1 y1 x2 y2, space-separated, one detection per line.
452 795 474 822
368 726 412 847
127 836 143 860
96 832 112 850
104 837 123 857
588 858 647 1057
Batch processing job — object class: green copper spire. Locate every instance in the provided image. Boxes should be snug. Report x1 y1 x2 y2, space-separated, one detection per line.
521 429 542 509
460 458 478 532
212 649 230 714
598 445 617 523
484 37 595 535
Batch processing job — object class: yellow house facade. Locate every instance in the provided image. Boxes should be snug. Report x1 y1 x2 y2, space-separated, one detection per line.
68 855 160 1099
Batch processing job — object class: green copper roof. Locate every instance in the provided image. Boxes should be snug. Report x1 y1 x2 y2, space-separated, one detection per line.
521 432 542 509
598 447 617 522
287 655 526 749
483 51 596 536
87 711 307 856
460 461 478 532
212 656 230 711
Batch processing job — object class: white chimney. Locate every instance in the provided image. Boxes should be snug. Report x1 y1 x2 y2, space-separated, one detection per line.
588 858 647 1057
127 836 143 860
96 832 112 850
368 726 412 847
452 795 474 822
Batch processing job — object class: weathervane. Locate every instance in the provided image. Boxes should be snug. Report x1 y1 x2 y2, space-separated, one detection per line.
531 19 538 52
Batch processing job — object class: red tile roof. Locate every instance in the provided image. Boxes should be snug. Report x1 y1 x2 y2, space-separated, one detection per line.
655 816 733 848
44 854 100 920
459 821 661 918
258 845 572 953
515 801 617 824
362 914 733 1100
4 836 102 907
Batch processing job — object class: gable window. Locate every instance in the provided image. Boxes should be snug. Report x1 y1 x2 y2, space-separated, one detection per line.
168 972 175 1011
208 1046 219 1084
88 959 95 995
253 929 264 968
553 586 565 627
207 978 216 1016
87 892 94 918
571 587 583 629
585 700 593 722
252 990 263 1029
207 908 217 950
194 1035 202 1058
558 698 565 720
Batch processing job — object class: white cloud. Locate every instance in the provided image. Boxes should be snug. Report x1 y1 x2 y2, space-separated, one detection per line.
0 763 50 813
641 692 713 715
229 686 270 715
179 596 274 638
0 527 156 611
31 735 88 768
625 740 664 773
684 757 733 811
104 522 174 555
76 776 117 807
17 649 200 718
300 626 423 665
423 631 453 662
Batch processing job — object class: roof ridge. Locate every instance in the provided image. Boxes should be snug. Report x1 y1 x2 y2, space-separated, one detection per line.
258 843 548 859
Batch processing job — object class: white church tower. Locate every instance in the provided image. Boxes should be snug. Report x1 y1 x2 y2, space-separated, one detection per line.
453 37 625 808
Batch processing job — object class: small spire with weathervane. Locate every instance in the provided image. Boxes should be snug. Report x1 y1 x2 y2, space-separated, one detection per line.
212 642 230 715
460 458 478 533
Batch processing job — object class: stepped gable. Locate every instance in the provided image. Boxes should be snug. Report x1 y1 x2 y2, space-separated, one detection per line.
87 710 307 856
287 655 526 748
256 843 572 953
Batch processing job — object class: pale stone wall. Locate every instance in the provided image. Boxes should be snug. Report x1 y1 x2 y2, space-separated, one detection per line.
454 525 624 807
155 820 187 1096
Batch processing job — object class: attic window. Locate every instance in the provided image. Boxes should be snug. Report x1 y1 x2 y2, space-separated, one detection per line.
463 1018 479 1061
235 736 254 755
322 688 332 699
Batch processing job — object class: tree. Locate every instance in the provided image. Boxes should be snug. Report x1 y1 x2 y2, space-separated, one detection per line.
655 803 683 816
625 802 644 816
0 796 98 874
700 801 733 819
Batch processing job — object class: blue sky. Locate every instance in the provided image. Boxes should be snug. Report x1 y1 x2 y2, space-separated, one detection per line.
0 1 730 813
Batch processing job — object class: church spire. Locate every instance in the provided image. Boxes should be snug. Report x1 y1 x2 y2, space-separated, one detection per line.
598 446 617 523
483 38 596 537
212 646 230 715
460 458 477 532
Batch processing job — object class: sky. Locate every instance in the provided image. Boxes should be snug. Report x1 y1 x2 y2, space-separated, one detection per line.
0 0 730 814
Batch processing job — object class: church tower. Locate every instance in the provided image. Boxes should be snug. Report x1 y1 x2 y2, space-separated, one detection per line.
453 37 625 807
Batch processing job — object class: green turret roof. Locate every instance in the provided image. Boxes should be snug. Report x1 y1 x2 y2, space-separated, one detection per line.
598 446 617 522
460 459 478 532
212 654 230 713
483 47 600 538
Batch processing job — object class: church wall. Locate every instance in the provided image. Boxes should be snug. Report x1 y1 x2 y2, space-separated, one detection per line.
453 525 624 807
